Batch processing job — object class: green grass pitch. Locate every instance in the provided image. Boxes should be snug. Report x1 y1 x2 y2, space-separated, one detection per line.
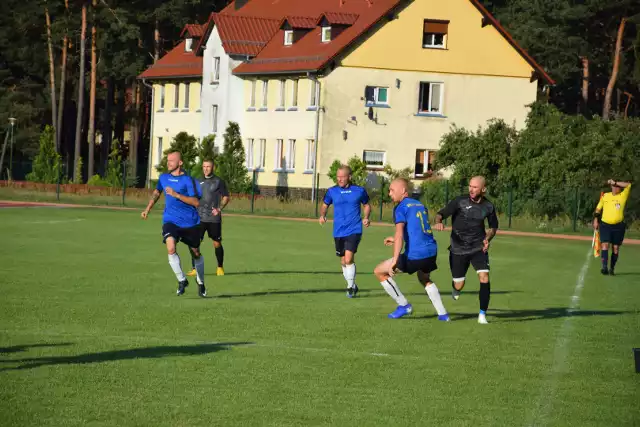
0 207 638 426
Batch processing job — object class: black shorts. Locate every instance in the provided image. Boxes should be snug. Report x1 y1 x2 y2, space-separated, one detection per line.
600 222 626 245
334 234 362 257
450 251 489 282
199 222 222 242
162 222 201 248
396 254 438 275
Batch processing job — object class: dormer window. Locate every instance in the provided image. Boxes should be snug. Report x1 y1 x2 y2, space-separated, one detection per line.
185 38 193 52
321 26 331 43
284 30 294 46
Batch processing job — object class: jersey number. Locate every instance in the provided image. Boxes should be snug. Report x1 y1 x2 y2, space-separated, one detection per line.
416 211 432 234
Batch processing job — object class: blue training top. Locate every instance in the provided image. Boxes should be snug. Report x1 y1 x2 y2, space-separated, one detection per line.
323 185 370 238
393 197 438 260
156 173 202 228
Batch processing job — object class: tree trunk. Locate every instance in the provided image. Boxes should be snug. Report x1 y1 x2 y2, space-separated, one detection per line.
580 56 589 115
154 18 160 62
45 4 58 150
100 77 114 176
73 2 87 182
57 38 68 154
603 17 627 121
87 0 97 178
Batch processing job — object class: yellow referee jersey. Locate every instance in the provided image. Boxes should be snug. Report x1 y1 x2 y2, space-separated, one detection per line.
597 184 632 224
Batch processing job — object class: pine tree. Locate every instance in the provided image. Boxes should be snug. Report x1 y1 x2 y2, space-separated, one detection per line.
26 126 62 184
195 134 216 177
216 122 250 193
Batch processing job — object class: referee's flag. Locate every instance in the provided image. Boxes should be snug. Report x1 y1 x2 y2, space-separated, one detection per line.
593 192 604 258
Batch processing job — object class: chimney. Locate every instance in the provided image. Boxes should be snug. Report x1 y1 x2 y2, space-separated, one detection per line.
235 0 249 10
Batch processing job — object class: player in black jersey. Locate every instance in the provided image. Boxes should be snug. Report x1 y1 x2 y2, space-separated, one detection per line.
434 176 498 324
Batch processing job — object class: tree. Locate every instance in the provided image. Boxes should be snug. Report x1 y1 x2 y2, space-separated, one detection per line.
216 122 251 193
327 156 368 187
155 131 198 175
44 1 57 148
73 1 87 183
87 0 98 177
195 134 216 176
26 126 61 184
56 0 70 153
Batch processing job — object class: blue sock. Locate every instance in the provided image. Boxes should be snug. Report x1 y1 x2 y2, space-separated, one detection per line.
601 250 609 270
479 310 486 315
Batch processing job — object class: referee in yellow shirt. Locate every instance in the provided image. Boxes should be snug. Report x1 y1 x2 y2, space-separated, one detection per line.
593 179 632 275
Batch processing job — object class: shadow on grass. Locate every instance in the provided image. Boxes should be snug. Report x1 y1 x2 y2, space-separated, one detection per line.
0 342 253 371
0 343 73 354
214 270 342 276
364 290 520 298
446 307 628 322
216 289 371 298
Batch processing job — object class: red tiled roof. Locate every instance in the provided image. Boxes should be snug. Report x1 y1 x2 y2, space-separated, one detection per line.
283 16 317 29
138 40 203 80
181 24 205 38
319 12 360 26
214 14 281 56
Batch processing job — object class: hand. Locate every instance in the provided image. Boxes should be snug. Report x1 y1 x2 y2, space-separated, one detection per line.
141 210 149 220
384 237 394 246
593 219 599 230
165 186 177 198
482 239 490 253
212 208 221 216
433 222 445 232
363 218 371 228
607 179 616 186
388 260 398 277
319 216 327 225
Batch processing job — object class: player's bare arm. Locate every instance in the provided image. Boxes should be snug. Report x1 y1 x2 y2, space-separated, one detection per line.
593 208 602 230
608 179 631 188
165 186 200 208
363 203 371 227
389 223 405 276
483 208 499 252
384 236 394 246
319 203 329 225
212 196 230 216
141 189 162 219
434 213 445 231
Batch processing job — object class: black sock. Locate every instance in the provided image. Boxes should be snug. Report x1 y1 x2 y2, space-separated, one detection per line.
611 252 619 270
479 282 490 312
215 245 224 268
601 250 609 270
191 254 196 269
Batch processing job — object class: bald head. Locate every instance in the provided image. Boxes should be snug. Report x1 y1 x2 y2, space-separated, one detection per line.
468 176 487 202
389 178 411 203
167 151 183 174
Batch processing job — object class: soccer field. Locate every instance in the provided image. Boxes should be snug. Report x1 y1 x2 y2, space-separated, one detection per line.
0 207 638 427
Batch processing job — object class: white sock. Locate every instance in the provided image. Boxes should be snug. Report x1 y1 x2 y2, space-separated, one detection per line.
194 255 205 285
168 253 186 282
425 283 447 316
344 263 356 289
380 278 408 306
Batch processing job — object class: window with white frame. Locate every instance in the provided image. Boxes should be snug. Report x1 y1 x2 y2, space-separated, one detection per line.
259 139 266 168
364 86 389 106
261 80 268 108
305 139 315 171
275 139 285 169
415 149 437 177
418 82 444 114
278 80 286 109
211 57 220 84
159 85 165 110
423 20 448 49
290 79 298 108
173 84 180 109
156 137 163 165
211 105 218 132
184 82 190 110
363 150 385 168
286 139 296 170
284 30 294 46
321 26 331 42
185 38 193 52
250 80 256 108
246 139 254 169
309 80 318 107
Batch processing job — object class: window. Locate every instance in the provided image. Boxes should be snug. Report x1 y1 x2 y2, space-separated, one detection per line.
261 80 268 108
290 79 298 108
185 38 193 52
259 139 266 168
286 139 296 170
211 57 220 84
363 150 385 169
159 85 165 110
156 137 163 165
423 20 448 49
309 80 318 107
284 30 294 46
415 150 436 176
364 86 389 106
184 83 190 110
278 80 286 109
275 139 285 169
250 80 256 108
321 26 331 42
305 139 315 171
211 105 218 132
418 82 444 114
247 139 254 169
173 84 180 109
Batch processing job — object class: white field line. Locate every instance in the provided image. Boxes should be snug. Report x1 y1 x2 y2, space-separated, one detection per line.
25 219 85 224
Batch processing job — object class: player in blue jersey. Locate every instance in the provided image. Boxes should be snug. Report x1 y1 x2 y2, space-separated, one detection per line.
141 151 207 297
319 165 371 298
374 178 449 320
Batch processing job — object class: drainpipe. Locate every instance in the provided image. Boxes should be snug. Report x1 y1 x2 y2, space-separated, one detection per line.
141 78 154 188
307 72 321 202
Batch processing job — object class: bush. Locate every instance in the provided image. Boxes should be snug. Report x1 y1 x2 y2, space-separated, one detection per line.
327 156 368 187
87 175 110 187
155 132 199 175
26 126 62 184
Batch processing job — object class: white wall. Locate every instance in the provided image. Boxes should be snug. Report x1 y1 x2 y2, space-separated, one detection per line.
200 26 246 151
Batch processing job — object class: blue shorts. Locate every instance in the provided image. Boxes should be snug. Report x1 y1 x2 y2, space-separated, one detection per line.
600 222 626 245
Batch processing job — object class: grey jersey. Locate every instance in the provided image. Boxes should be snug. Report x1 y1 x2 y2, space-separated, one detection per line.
197 174 229 223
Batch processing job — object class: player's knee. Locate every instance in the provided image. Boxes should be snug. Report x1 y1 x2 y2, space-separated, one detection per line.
602 242 610 250
167 247 177 255
417 271 430 286
478 272 489 282
213 240 222 248
613 245 620 254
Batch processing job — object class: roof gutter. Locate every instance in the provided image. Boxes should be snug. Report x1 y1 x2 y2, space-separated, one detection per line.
233 68 320 77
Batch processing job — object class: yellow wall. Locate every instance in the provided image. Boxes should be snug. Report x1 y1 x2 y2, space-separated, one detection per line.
149 81 202 180
341 0 534 79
